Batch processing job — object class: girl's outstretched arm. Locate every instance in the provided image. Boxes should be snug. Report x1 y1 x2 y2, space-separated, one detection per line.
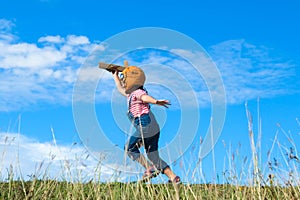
140 94 171 108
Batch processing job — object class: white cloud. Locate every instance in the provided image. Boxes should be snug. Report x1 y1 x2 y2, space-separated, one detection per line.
0 42 67 68
38 35 65 43
66 35 90 46
77 66 103 82
0 133 129 182
0 19 14 31
0 18 298 111
209 39 297 104
0 19 17 43
0 19 100 112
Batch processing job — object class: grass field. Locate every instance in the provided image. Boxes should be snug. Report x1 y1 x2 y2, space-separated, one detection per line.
0 179 300 199
1 107 299 199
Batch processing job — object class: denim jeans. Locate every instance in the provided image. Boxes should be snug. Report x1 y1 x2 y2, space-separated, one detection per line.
125 111 169 172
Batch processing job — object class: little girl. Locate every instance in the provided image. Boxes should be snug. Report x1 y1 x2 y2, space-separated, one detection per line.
112 65 180 184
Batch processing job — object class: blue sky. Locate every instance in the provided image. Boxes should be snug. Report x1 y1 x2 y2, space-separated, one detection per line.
0 0 300 184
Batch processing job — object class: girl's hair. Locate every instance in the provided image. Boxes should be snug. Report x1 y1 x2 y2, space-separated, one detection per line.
137 86 145 90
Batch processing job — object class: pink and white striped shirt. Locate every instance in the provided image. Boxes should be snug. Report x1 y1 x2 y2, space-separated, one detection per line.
127 89 150 117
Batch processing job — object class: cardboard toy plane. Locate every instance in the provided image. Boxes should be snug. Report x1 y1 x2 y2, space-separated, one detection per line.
98 60 129 72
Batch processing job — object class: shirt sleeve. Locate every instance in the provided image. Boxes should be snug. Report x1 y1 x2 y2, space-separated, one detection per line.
135 89 147 101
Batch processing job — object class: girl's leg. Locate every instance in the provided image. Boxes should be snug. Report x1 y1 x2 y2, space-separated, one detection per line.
144 132 178 181
125 136 141 160
136 155 151 169
162 167 177 181
144 132 168 171
125 136 151 168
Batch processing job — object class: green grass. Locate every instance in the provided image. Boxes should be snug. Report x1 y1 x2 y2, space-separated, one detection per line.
0 180 300 200
1 105 299 199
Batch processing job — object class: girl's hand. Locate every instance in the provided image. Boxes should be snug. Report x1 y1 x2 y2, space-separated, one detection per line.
156 100 171 108
112 70 118 76
111 70 126 96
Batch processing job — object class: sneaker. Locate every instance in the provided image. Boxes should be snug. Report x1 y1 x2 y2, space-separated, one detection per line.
142 166 160 180
168 176 181 184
